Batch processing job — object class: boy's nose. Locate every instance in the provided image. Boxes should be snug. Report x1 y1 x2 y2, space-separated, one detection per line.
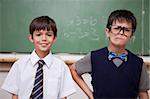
42 35 47 40
119 29 124 35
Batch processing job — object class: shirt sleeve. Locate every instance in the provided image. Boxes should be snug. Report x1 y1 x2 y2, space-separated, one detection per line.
1 61 20 95
59 63 76 98
75 53 92 76
139 63 150 91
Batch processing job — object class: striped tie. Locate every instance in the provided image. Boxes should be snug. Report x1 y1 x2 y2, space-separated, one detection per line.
30 60 45 99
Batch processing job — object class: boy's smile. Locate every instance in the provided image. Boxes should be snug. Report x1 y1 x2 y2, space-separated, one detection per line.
29 29 56 57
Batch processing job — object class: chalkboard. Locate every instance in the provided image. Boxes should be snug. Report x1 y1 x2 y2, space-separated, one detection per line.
0 1 2 52
0 0 149 55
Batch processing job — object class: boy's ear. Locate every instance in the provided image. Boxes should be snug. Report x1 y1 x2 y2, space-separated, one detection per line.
28 34 33 43
53 37 57 43
105 28 110 38
130 35 135 42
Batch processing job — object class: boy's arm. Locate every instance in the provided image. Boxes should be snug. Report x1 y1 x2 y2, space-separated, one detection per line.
12 94 18 99
138 63 149 99
138 91 149 99
70 63 94 99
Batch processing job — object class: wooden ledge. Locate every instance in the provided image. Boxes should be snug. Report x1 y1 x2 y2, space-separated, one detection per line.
0 59 150 66
0 59 17 63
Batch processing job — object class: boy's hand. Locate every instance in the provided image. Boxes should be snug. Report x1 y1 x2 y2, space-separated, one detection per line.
70 63 94 99
89 95 94 99
12 94 18 99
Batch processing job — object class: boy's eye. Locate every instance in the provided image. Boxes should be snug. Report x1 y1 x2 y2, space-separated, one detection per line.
113 26 120 30
124 28 131 32
36 33 41 36
125 29 130 32
47 31 54 36
47 33 53 36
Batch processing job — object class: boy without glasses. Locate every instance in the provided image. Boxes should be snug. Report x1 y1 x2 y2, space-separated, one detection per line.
1 16 76 99
70 9 149 99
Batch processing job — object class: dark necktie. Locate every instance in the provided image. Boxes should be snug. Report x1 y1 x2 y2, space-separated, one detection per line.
108 52 127 61
30 60 45 99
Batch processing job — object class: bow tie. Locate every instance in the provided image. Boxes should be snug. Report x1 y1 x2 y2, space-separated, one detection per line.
108 52 127 61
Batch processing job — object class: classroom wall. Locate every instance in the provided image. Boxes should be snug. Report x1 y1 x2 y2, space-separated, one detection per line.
143 0 150 55
0 72 11 99
0 1 2 51
149 0 150 55
0 0 149 55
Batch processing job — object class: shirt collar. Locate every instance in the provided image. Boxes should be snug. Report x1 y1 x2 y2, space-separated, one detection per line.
30 50 53 69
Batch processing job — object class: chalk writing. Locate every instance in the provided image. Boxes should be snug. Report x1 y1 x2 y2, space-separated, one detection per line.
63 16 100 40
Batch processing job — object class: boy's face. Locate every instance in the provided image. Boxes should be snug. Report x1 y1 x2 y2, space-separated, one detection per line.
29 29 56 55
105 20 133 48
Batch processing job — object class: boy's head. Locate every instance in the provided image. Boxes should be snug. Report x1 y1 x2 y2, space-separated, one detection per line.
29 16 57 57
105 10 137 48
29 16 57 38
106 9 137 33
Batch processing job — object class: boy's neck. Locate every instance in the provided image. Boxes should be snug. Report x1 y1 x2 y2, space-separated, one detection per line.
108 45 127 55
35 50 50 58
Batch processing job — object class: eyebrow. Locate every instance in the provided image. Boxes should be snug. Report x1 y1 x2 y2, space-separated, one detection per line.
34 30 54 34
111 25 132 29
47 31 54 34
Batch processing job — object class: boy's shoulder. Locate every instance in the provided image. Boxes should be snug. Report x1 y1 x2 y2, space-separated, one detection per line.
51 54 66 65
51 55 70 71
127 49 143 61
15 54 30 64
91 47 107 53
52 55 62 61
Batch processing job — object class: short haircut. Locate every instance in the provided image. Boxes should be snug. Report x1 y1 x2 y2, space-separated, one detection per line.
29 16 57 38
106 9 137 33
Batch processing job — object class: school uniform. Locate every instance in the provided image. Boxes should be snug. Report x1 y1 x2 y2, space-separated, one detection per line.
75 47 149 98
1 50 76 99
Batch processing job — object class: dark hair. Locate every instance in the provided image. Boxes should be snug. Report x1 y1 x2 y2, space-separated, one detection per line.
29 16 57 38
106 9 137 33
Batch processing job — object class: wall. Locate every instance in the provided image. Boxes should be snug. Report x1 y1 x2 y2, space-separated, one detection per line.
143 0 150 55
0 1 2 51
0 0 149 55
0 72 11 98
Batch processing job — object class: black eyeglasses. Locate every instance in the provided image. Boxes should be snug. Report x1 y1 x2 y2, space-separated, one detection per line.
109 25 133 36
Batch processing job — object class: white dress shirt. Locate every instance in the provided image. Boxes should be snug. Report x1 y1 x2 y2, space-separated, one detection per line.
1 50 76 99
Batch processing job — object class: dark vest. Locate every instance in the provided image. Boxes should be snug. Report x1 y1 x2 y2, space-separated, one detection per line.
91 47 143 98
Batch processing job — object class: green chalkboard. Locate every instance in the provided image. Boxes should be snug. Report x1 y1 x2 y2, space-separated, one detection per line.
0 0 149 55
0 1 2 51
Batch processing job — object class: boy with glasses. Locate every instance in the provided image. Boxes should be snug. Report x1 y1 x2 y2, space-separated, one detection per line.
70 9 149 99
